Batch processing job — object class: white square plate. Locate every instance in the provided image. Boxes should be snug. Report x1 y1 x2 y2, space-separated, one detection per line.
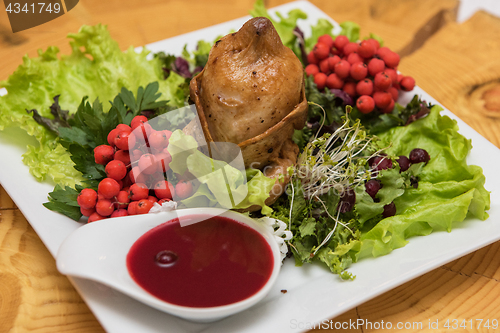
0 1 499 332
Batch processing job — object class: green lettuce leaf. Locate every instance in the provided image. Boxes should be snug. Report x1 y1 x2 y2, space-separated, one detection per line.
167 130 275 214
305 19 335 52
0 24 186 186
356 106 490 259
339 21 360 42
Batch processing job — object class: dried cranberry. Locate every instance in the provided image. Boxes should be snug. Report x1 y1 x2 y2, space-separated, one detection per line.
382 202 396 218
371 156 393 171
397 155 410 172
365 179 381 199
409 148 430 164
338 188 356 213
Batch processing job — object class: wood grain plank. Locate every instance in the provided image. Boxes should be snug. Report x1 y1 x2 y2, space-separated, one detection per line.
398 10 500 148
445 241 500 281
0 185 16 209
0 209 105 333
313 265 500 332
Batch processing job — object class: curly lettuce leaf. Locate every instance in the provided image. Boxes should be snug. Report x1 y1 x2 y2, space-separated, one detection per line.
356 106 490 259
0 24 186 186
304 18 335 52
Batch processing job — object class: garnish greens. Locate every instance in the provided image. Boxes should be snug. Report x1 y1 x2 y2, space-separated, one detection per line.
0 24 187 186
39 83 168 220
272 106 490 279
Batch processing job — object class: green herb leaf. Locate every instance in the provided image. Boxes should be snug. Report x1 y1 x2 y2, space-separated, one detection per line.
43 184 83 221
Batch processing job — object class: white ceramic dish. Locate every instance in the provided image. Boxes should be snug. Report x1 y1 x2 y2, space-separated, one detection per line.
0 1 499 332
56 208 282 323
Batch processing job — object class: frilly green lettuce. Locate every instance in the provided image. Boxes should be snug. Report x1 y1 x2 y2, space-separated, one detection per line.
0 24 186 186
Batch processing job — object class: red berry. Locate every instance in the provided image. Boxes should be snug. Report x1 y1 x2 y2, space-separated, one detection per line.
162 130 173 140
356 79 373 96
305 64 320 76
77 188 98 209
346 52 363 65
116 190 130 209
326 73 344 89
350 62 368 81
314 72 328 90
147 195 158 203
98 178 121 199
356 95 375 114
388 86 399 101
88 212 105 223
127 201 138 215
96 199 115 216
156 150 172 173
138 153 158 175
327 55 341 71
105 160 127 180
367 58 385 76
374 72 392 91
373 91 392 109
313 42 330 60
116 124 131 133
334 60 350 79
342 81 357 97
154 180 175 200
148 130 170 151
111 209 128 218
400 76 416 91
80 206 95 217
358 40 376 58
129 166 147 184
333 35 349 52
307 51 319 65
175 181 193 200
382 51 400 68
376 46 391 58
129 183 149 201
318 34 334 48
366 38 380 50
343 42 359 56
107 128 119 147
114 130 136 151
381 98 395 114
114 150 130 166
384 68 398 85
131 115 148 131
318 58 330 74
94 145 114 165
136 199 154 214
157 198 172 205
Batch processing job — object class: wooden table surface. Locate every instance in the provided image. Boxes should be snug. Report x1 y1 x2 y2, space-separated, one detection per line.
1 0 500 332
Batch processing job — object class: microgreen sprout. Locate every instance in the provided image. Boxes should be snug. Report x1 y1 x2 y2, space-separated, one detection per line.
295 104 383 200
288 103 387 255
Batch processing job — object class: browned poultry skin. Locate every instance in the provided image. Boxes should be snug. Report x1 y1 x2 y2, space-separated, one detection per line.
189 17 308 210
198 17 304 146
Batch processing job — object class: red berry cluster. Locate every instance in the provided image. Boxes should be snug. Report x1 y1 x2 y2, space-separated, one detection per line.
78 115 194 222
305 35 416 114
